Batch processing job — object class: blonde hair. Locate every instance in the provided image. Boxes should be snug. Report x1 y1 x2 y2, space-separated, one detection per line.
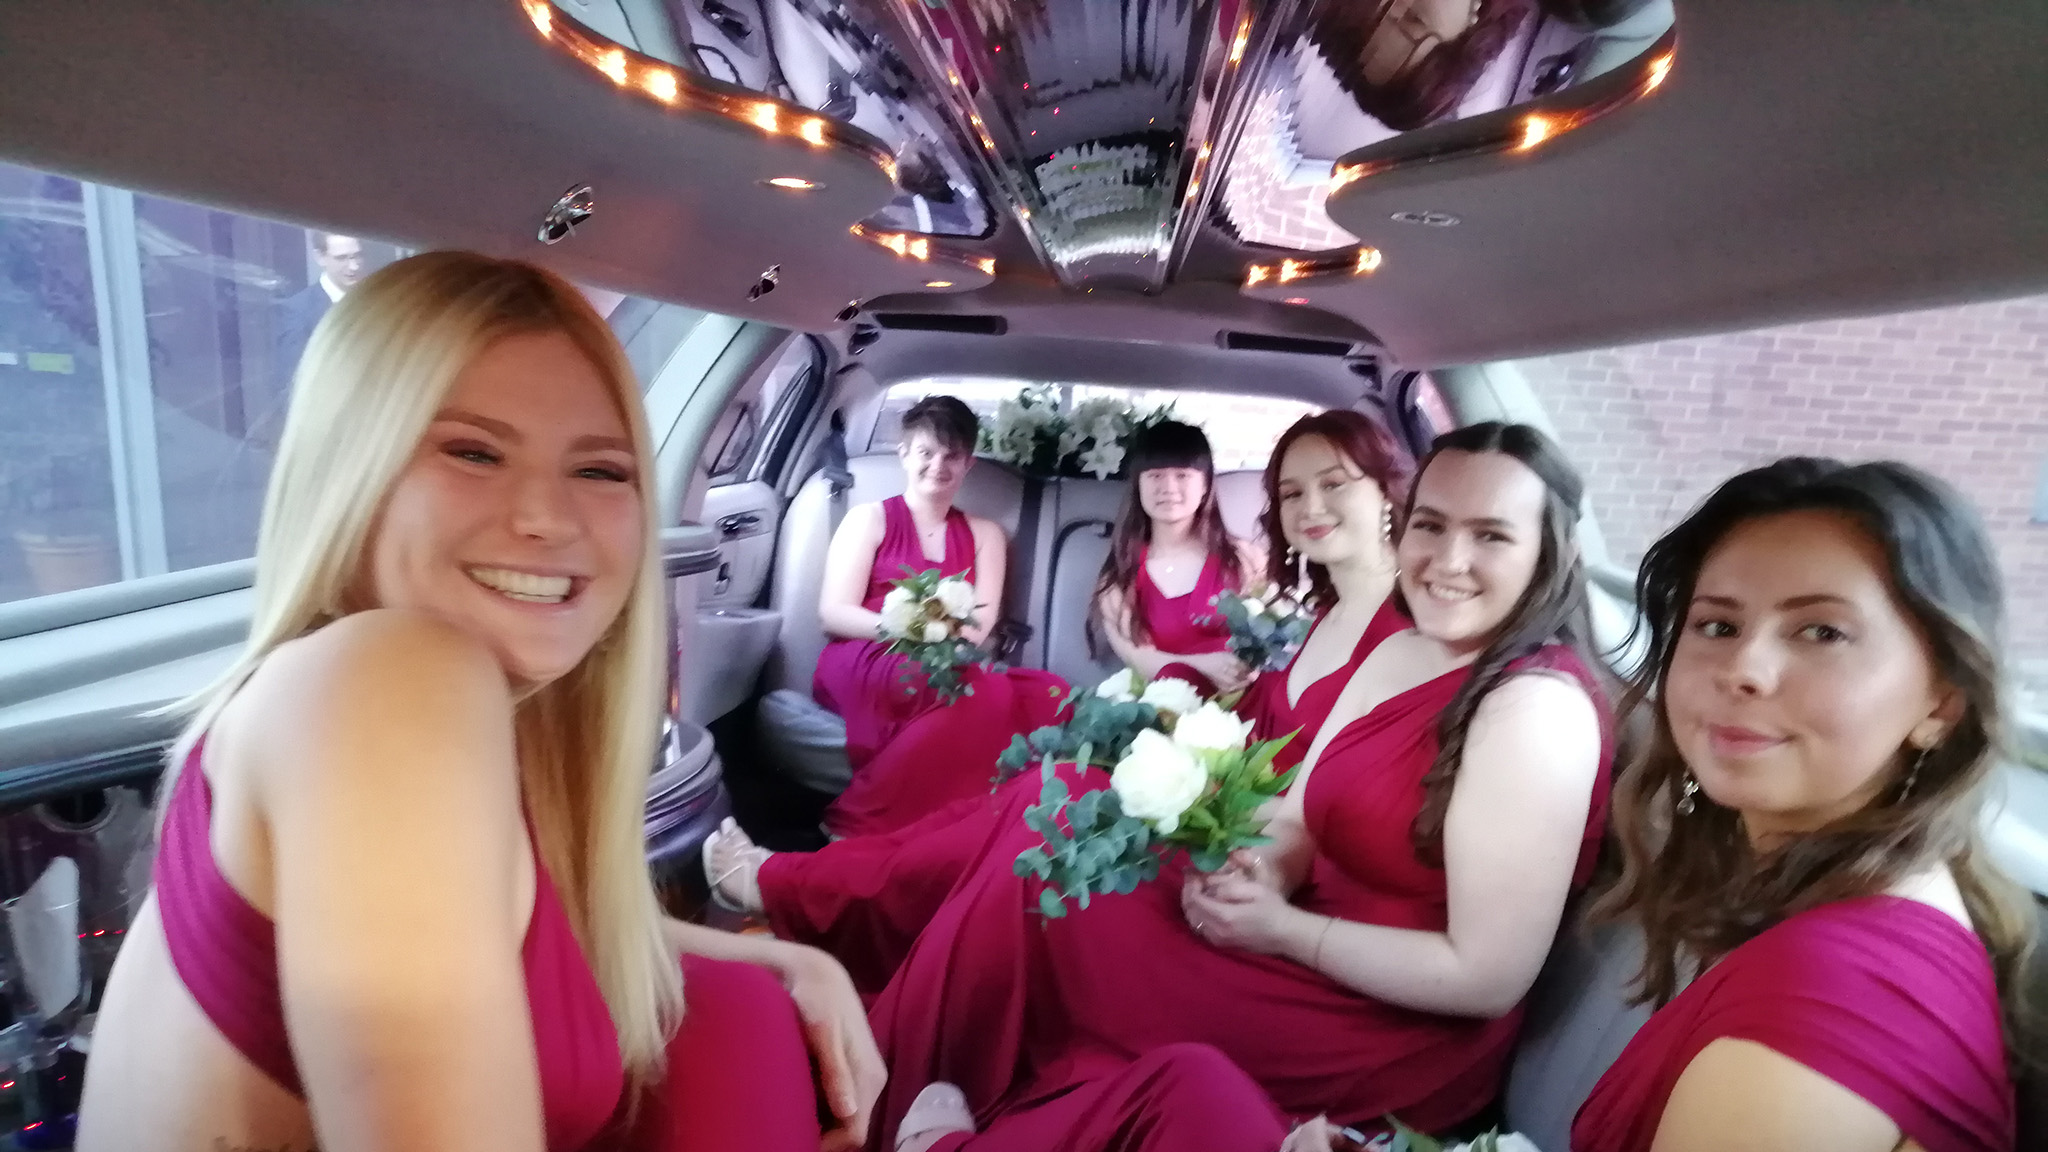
165 251 683 1079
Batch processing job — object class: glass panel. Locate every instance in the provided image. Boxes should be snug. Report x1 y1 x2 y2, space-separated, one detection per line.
134 200 401 572
868 377 1033 452
1069 385 1318 472
0 165 118 603
1520 291 2048 718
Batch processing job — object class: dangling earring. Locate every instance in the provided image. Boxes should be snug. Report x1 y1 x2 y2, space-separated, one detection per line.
1899 745 1931 802
1676 775 1699 816
1380 503 1394 541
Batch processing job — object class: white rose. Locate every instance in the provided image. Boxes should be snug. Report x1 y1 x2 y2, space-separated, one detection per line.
1139 676 1203 717
1272 597 1300 618
1095 668 1141 703
1172 702 1253 754
1109 728 1207 834
921 620 951 644
1241 592 1268 615
879 588 920 637
1448 1137 1540 1152
934 577 978 621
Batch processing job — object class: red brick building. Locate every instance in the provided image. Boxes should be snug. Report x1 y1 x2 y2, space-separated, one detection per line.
1518 293 2047 707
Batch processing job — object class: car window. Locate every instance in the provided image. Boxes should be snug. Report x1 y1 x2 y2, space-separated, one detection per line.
0 158 724 607
1519 291 2048 720
869 379 1317 472
707 336 817 485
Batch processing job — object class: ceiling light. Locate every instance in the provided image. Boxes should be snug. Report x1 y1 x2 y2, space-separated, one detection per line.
763 177 821 190
799 119 827 146
1355 247 1384 274
1391 210 1459 228
1518 114 1555 151
599 49 628 85
751 102 780 133
643 70 678 103
925 280 954 288
1283 297 1309 305
975 258 996 275
1646 53 1674 92
524 1 551 35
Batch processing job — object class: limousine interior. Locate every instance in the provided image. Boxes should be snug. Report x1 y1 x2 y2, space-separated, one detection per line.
0 0 2044 1145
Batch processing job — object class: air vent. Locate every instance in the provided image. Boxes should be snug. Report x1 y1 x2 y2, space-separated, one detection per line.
872 313 1009 336
1219 331 1355 357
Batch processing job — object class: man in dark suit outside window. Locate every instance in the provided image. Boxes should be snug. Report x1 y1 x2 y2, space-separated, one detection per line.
274 232 363 387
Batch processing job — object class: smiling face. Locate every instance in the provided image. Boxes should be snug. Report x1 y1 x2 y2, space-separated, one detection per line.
362 330 644 688
1397 449 1548 655
898 427 972 505
1664 508 1956 842
1138 465 1208 531
1274 434 1391 573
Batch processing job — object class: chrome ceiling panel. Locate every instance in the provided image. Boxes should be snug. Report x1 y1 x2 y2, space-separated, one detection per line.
881 0 1270 294
548 0 995 236
1218 0 1675 252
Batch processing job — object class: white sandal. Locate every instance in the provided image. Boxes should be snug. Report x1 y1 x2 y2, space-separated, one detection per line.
701 817 770 914
895 1082 975 1152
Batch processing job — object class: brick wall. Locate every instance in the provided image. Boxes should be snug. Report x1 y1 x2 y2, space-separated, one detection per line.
1517 293 2048 698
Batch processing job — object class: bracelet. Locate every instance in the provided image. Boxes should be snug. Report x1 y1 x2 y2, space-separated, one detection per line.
1311 915 1336 971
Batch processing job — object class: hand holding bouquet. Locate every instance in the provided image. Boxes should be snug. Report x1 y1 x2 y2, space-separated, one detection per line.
1013 675 1297 918
994 669 1206 782
1209 585 1312 673
877 568 988 702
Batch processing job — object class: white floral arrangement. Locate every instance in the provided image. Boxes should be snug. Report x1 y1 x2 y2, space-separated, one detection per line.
877 568 987 702
978 386 1173 480
1014 669 1294 917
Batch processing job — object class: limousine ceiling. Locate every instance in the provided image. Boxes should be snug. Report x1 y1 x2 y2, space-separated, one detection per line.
0 1 2043 370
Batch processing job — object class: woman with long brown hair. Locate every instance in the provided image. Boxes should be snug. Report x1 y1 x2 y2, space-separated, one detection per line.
1571 458 2031 1151
1090 419 1262 697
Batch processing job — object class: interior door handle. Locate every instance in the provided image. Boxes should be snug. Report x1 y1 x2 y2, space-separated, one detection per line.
718 512 762 538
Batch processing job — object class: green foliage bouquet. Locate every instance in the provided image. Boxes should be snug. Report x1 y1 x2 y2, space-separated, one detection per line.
877 567 987 703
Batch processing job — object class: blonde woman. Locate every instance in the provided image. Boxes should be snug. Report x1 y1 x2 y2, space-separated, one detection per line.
77 253 883 1152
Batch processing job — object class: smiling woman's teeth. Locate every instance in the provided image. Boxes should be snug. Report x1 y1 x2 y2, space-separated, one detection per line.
468 567 571 604
1425 582 1477 602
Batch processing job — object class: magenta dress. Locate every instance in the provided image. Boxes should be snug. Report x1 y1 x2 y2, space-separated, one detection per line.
759 600 1402 1000
1135 546 1236 696
858 644 1614 1147
818 496 1070 839
154 740 823 1151
1573 896 2014 1152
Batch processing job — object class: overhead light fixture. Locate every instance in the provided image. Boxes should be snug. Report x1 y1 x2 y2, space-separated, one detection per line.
1355 247 1384 274
975 257 997 275
1391 210 1460 228
643 70 679 103
1518 114 1556 151
925 280 954 288
763 176 821 190
1283 297 1309 305
1646 53 1674 92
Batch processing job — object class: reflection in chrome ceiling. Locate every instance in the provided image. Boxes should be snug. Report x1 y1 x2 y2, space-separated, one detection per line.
547 0 994 238
548 0 1672 289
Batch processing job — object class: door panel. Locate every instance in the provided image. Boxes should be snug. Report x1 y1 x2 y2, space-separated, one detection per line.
699 480 780 609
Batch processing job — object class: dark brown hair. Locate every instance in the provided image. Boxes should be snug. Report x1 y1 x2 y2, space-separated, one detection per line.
900 394 979 457
1091 421 1245 648
1401 421 1602 863
1592 458 2037 1033
1312 0 1537 131
1260 410 1415 612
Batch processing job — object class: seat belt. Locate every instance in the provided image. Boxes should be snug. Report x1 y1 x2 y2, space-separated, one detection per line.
820 410 855 534
990 470 1043 663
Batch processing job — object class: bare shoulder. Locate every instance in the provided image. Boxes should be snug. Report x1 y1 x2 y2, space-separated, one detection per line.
967 512 1008 547
232 610 515 799
1461 671 1601 781
1652 1037 1902 1152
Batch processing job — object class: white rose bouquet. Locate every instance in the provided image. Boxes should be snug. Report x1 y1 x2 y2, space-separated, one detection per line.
1364 1119 1539 1152
977 386 1173 480
1013 687 1295 918
1208 585 1313 673
876 567 989 703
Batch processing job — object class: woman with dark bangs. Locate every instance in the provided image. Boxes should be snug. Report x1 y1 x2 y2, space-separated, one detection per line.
1090 420 1264 698
1564 459 2030 1152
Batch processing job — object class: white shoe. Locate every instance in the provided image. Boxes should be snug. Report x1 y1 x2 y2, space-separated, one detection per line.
895 1082 975 1152
701 817 769 914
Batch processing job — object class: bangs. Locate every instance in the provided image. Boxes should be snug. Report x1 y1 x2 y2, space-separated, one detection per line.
1129 420 1213 475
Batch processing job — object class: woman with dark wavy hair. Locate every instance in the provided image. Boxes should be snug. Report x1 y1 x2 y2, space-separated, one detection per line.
1091 420 1262 697
1572 458 2032 1152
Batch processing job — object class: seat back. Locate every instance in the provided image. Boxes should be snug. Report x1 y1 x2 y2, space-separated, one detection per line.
767 455 1026 693
1211 468 1268 551
1040 478 1125 689
1502 911 1654 1152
